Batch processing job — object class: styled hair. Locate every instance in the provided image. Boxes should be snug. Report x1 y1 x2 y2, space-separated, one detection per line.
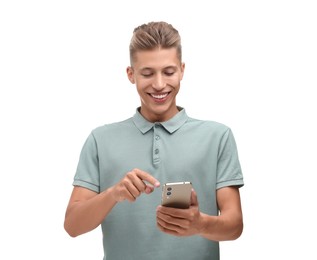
129 21 182 65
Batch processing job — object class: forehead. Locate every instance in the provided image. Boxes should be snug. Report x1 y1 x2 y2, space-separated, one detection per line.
132 48 180 70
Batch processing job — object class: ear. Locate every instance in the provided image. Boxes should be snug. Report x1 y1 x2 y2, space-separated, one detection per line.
180 62 185 80
126 66 135 84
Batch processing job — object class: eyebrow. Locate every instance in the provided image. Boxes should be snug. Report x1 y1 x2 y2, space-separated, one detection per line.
140 67 152 72
140 66 178 71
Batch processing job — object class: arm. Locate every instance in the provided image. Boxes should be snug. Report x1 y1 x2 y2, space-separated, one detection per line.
64 168 160 237
156 186 243 241
200 186 243 241
64 186 116 237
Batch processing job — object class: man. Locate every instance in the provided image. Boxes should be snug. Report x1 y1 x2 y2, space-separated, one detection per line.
64 21 244 260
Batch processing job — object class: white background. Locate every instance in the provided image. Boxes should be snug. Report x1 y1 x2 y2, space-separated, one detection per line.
1 0 316 259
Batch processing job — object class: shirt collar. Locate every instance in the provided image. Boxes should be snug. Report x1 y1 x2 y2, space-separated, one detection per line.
132 107 188 134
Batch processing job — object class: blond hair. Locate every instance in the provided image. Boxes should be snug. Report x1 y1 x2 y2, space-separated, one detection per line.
129 21 182 65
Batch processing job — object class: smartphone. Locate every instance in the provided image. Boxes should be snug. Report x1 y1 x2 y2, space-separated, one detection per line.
161 182 192 209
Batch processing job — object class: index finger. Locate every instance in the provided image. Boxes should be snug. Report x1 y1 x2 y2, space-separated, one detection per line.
132 168 160 188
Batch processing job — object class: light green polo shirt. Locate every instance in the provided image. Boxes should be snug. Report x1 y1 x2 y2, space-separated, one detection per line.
73 107 244 260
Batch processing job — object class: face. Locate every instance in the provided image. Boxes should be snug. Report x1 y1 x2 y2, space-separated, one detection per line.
127 48 185 122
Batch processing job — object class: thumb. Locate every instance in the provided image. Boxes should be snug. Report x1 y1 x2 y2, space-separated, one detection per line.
190 188 198 206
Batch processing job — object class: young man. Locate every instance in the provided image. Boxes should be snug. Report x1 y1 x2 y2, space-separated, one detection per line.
64 21 244 260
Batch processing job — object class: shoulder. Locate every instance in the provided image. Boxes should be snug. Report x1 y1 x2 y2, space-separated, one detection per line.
186 116 230 134
90 117 134 138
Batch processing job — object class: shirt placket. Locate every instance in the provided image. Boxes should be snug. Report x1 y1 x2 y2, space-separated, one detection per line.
153 123 161 166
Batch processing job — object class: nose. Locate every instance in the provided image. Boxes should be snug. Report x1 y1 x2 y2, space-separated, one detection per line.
152 74 166 91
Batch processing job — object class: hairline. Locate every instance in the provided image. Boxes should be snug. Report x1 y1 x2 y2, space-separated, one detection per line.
130 46 182 67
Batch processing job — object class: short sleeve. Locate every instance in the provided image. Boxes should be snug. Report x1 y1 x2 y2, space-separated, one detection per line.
216 128 244 189
73 133 100 193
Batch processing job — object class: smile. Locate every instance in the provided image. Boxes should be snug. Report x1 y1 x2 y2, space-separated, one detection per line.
150 93 169 99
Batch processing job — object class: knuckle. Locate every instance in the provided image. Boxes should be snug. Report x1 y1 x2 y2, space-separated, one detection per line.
122 178 130 186
132 168 139 174
126 171 134 178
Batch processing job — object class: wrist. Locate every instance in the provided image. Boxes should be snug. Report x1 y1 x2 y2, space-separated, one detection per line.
198 213 217 237
103 187 119 205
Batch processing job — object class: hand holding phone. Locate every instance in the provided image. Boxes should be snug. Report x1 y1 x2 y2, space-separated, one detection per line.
161 182 192 209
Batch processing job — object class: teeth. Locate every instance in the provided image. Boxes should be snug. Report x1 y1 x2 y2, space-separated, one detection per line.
151 93 168 99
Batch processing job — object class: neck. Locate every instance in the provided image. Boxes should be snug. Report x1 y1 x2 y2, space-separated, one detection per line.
139 106 180 122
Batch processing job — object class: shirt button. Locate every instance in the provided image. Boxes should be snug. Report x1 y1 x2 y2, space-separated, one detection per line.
155 149 159 154
155 135 160 140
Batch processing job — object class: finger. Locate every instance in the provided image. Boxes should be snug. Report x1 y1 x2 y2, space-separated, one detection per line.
190 189 198 206
116 184 138 202
157 206 187 219
157 222 183 237
144 185 154 194
133 168 160 187
125 180 143 199
156 214 187 234
126 171 147 193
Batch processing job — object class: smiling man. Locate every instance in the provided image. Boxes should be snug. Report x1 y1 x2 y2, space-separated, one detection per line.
64 21 244 260
127 31 184 122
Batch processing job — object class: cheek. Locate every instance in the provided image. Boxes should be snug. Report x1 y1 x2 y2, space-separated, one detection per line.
136 79 151 90
169 78 181 88
135 83 148 96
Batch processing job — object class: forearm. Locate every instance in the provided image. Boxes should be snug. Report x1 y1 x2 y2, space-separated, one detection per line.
199 212 243 241
64 188 117 237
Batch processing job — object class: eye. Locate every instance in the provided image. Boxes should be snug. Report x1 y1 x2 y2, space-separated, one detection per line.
164 71 175 76
141 73 153 78
140 69 153 77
